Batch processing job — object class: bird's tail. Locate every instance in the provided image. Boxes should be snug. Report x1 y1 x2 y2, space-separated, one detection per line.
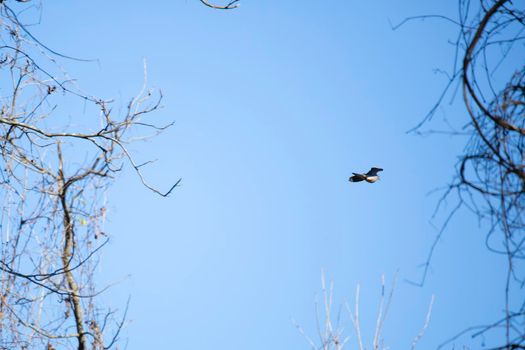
349 174 365 182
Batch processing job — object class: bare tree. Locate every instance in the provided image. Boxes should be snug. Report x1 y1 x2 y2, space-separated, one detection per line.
400 1 524 348
0 0 237 348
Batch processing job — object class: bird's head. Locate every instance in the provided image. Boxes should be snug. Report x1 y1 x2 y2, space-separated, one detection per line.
371 167 383 172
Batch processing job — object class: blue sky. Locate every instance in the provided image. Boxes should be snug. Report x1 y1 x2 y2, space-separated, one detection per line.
29 1 508 349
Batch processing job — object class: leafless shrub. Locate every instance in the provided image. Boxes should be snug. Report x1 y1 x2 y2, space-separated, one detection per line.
295 272 434 350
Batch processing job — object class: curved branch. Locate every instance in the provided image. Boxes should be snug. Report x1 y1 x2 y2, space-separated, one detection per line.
199 0 240 10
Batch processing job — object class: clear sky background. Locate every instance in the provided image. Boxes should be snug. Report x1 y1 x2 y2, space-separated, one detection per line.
29 1 509 349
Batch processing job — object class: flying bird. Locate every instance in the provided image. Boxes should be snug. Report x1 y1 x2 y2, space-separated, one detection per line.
349 167 383 183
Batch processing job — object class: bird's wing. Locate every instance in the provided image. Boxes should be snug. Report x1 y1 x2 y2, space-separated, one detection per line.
366 167 384 176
